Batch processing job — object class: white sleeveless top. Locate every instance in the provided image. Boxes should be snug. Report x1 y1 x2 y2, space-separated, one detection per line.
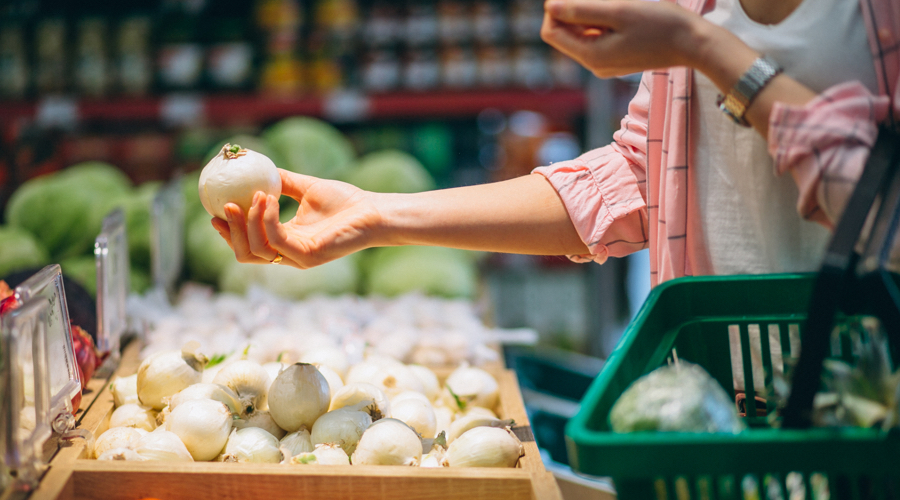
694 0 878 275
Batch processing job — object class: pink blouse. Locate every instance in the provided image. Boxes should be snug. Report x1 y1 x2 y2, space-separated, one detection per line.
533 0 899 287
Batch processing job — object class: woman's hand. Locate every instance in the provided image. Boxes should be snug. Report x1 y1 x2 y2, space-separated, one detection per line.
541 0 706 78
211 169 383 269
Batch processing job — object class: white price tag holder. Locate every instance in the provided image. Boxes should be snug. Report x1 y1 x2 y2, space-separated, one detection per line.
94 208 130 361
151 178 185 300
13 265 87 441
1 297 53 493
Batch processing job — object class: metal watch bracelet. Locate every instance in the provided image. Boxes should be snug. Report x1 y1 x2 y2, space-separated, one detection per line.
716 55 784 127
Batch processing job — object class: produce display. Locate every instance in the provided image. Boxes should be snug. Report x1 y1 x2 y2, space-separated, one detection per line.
95 331 522 466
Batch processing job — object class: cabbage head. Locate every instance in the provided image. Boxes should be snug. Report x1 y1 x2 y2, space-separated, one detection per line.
344 150 435 194
262 117 355 180
219 256 359 299
362 246 477 298
0 225 49 278
609 361 744 434
185 209 237 285
6 162 132 260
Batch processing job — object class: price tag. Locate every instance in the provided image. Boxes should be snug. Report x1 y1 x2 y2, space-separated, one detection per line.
94 208 129 358
14 265 81 421
160 93 204 127
323 90 371 123
1 296 53 490
35 95 79 129
151 179 185 299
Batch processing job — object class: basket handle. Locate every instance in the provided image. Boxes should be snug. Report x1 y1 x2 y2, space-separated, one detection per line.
781 124 900 429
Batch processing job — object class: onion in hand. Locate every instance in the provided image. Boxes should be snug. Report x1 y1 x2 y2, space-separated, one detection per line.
198 143 281 220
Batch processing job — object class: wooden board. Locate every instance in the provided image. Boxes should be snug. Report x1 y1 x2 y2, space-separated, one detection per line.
35 341 564 500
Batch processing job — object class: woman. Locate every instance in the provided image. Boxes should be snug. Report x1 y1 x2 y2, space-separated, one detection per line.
213 0 898 289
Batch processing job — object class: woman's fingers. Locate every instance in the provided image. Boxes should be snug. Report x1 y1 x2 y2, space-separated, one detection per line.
224 202 271 264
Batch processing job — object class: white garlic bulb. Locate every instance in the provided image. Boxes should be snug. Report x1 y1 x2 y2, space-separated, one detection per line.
351 418 422 466
443 426 523 468
137 343 207 410
166 399 233 461
198 144 282 220
268 363 331 432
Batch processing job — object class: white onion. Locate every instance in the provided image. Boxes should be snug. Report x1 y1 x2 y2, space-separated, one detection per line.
301 348 350 379
329 382 391 420
440 364 499 411
212 360 271 417
310 402 373 455
346 358 423 399
137 343 207 410
433 405 454 438
314 364 344 399
443 426 523 468
351 418 422 466
268 363 331 432
198 144 282 220
233 410 287 440
222 427 283 463
292 443 350 465
446 415 514 444
262 361 286 388
92 427 147 458
391 391 431 406
109 404 159 432
280 428 314 459
163 383 241 417
408 364 440 401
133 430 194 462
390 398 436 440
111 374 139 407
166 399 233 461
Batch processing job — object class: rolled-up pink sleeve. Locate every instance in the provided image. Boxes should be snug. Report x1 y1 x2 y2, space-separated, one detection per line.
533 73 653 264
769 81 891 227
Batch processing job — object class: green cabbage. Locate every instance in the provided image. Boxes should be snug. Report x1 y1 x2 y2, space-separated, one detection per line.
185 209 237 285
362 246 477 298
60 254 151 297
219 256 359 299
262 117 355 180
0 225 50 278
6 162 132 260
344 150 435 194
609 361 744 434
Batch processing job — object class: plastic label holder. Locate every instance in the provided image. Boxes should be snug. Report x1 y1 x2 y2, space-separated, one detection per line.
14 265 82 435
94 208 130 361
151 178 185 300
1 297 53 492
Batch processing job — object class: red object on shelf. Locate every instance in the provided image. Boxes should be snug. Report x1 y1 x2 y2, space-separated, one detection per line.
0 88 586 125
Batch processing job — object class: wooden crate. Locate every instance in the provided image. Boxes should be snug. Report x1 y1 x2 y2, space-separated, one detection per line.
35 342 563 500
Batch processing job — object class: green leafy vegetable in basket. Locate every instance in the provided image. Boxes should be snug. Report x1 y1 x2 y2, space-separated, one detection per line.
609 358 744 433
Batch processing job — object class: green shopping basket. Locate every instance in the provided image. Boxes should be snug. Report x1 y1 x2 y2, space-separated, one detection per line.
564 129 900 499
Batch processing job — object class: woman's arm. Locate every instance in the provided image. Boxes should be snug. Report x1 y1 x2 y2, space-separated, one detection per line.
213 171 590 269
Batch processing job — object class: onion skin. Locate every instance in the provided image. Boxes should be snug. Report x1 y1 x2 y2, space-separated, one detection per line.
198 146 281 220
268 363 331 432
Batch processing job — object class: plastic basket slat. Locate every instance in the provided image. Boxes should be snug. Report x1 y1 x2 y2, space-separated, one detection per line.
565 273 900 499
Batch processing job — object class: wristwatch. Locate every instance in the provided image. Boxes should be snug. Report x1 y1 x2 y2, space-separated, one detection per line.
716 55 784 127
